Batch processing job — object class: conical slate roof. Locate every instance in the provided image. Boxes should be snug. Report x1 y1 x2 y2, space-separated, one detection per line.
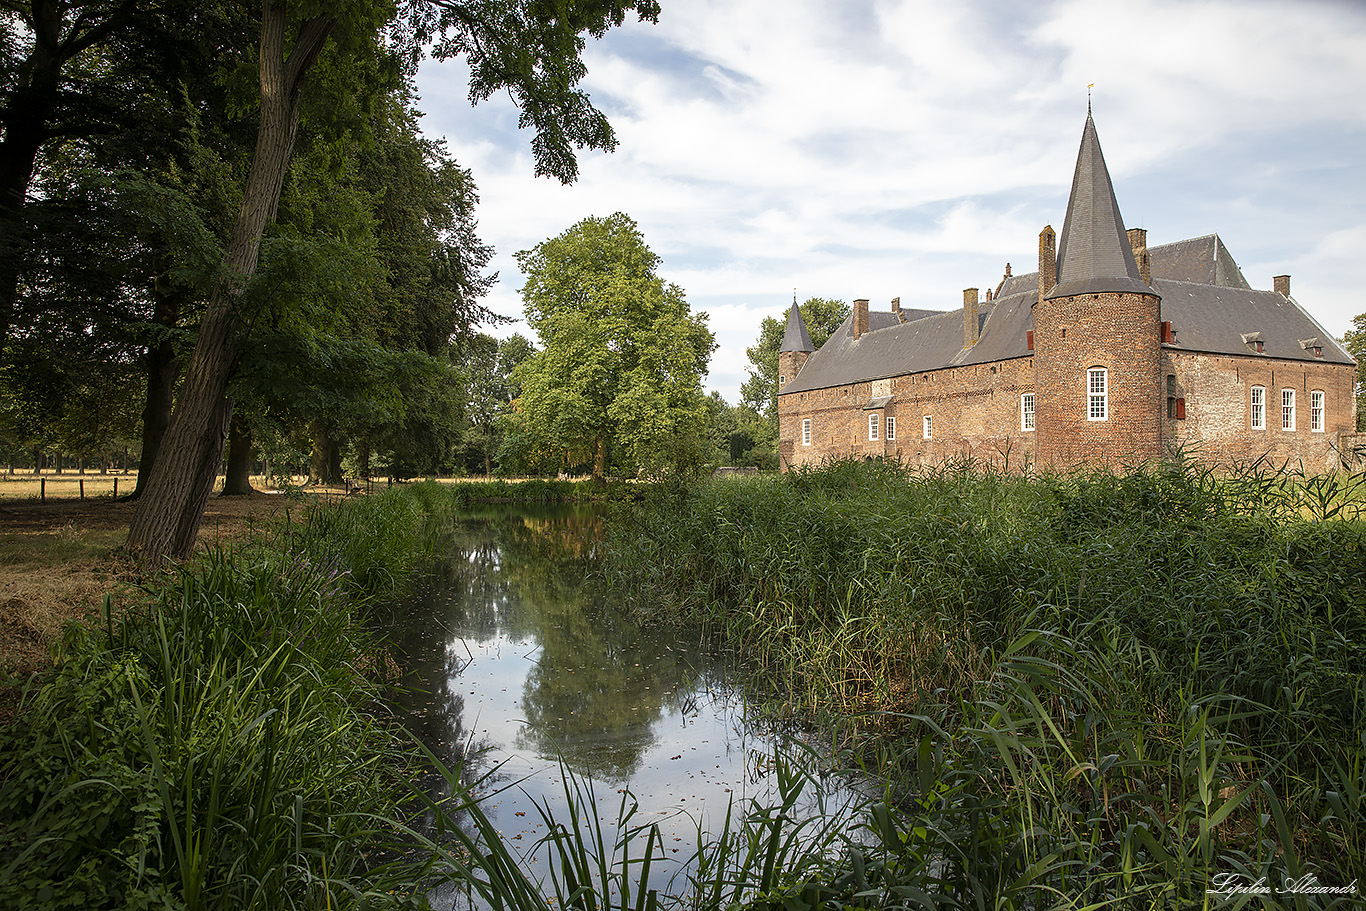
1046 113 1155 300
780 303 815 352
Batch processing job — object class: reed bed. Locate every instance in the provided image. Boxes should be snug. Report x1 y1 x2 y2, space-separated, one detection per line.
603 457 1366 906
0 484 462 910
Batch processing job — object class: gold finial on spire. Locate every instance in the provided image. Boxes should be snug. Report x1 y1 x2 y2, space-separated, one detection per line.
1087 83 1094 115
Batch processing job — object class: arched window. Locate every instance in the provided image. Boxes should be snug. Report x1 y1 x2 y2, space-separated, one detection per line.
1087 367 1108 421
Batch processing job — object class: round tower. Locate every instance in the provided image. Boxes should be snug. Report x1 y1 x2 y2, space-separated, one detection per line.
1034 113 1163 469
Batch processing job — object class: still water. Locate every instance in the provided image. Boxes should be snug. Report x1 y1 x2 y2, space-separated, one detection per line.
380 505 860 900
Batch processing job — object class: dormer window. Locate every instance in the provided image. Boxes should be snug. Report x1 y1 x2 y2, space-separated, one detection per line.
1242 332 1265 354
1300 338 1323 358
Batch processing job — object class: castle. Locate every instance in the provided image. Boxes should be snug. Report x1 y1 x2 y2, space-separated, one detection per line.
777 113 1358 472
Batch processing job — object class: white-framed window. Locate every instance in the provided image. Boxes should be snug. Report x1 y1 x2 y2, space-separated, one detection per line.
1311 391 1324 432
801 418 811 446
923 415 933 439
886 417 896 441
1281 389 1295 431
1251 385 1265 430
1087 367 1108 421
868 414 879 441
779 374 785 387
1021 393 1035 431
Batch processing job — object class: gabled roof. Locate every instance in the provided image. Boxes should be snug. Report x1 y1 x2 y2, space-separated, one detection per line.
1156 279 1353 364
1149 234 1251 288
1046 114 1153 300
779 304 814 353
781 292 1034 394
779 231 1352 395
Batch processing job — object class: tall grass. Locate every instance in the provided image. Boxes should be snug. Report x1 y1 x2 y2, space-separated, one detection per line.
603 457 1366 904
0 485 461 910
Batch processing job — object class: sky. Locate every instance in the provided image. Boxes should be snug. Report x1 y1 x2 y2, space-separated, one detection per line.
413 0 1366 404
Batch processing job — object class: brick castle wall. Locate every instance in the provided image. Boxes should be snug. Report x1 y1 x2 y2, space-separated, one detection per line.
1163 350 1357 471
779 357 1037 471
1034 290 1163 468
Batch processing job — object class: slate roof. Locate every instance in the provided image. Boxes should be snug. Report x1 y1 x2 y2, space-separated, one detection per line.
778 112 1354 396
779 304 814 353
1148 235 1250 288
1155 279 1353 364
782 291 1034 394
1047 114 1152 300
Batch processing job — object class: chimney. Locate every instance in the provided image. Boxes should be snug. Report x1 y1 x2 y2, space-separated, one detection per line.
852 299 869 339
1038 226 1056 303
963 288 980 348
891 296 906 325
1127 227 1151 285
1274 275 1291 298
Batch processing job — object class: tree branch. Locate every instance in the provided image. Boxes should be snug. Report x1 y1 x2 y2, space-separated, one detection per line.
284 14 338 100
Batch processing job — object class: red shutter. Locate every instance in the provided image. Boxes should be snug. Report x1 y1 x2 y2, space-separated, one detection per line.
1175 397 1186 420
1160 321 1173 343
1026 330 1034 350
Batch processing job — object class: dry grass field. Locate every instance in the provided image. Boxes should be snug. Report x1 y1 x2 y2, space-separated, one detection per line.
0 476 352 720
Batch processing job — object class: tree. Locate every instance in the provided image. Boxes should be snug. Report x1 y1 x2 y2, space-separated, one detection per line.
504 213 714 481
740 297 848 418
128 0 660 563
738 297 847 459
458 333 534 475
1344 314 1366 432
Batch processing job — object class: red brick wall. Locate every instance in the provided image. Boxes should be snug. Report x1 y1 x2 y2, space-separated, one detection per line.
778 358 1037 471
1163 350 1357 471
1034 290 1163 468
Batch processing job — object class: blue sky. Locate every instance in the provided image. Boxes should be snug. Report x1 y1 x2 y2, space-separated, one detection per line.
414 0 1366 404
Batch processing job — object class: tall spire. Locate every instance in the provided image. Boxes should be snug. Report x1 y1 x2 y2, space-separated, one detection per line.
1045 113 1153 300
780 296 814 353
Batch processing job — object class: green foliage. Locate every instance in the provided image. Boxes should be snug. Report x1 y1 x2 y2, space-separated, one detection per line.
0 486 463 910
737 298 848 463
603 458 1366 901
1343 312 1366 431
504 214 715 480
410 0 663 184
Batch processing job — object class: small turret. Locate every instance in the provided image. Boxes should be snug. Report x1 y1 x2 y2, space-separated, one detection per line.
778 298 814 390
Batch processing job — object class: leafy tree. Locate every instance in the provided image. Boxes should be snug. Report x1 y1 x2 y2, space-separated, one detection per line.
1344 314 1366 432
504 213 714 481
738 297 847 460
458 332 535 475
129 0 660 562
740 297 848 418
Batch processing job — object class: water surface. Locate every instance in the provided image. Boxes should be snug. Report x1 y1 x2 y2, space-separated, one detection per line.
382 505 857 896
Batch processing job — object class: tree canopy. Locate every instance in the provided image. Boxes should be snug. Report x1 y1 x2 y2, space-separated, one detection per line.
739 296 847 458
503 213 714 480
1343 314 1366 432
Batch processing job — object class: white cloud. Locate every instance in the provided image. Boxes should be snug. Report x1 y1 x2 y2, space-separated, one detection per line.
417 0 1366 400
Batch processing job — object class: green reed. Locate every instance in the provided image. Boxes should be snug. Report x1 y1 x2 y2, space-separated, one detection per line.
0 485 465 910
603 457 1366 905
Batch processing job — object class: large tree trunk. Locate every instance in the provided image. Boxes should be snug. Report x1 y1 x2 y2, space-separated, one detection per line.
221 417 256 495
129 289 183 499
126 6 336 564
309 421 343 485
593 434 606 483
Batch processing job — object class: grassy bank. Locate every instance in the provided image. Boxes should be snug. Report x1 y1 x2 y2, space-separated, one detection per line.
0 485 462 910
604 458 1366 906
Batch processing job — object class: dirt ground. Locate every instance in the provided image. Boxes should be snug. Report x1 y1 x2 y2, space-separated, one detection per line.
0 486 337 721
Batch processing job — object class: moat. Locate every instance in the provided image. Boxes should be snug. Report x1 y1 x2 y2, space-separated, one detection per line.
378 505 859 901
